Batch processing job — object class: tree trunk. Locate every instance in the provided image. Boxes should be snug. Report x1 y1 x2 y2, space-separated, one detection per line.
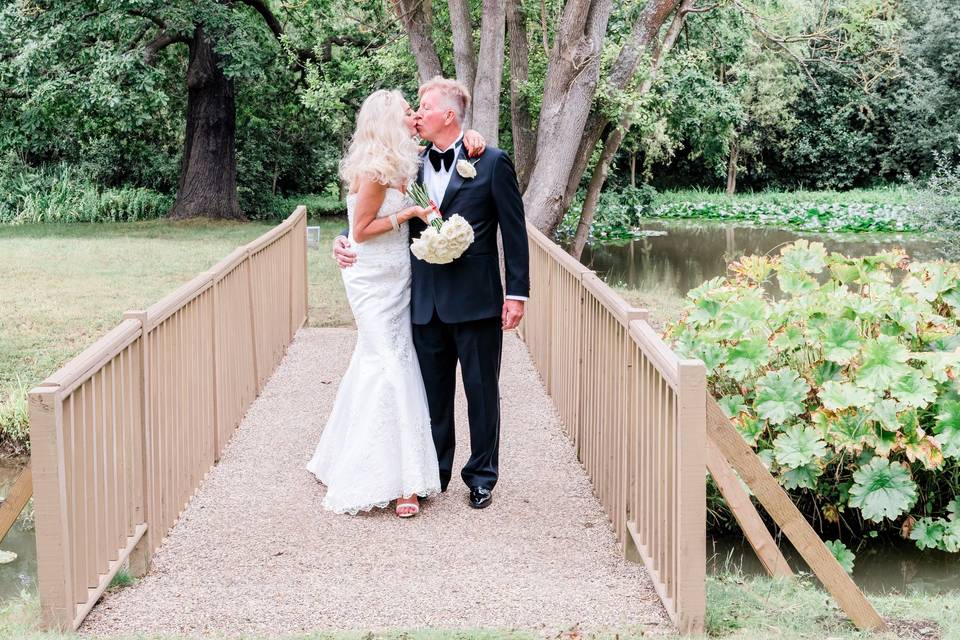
569 0 692 259
726 133 739 195
507 0 536 189
169 26 242 220
630 151 636 188
472 0 507 146
523 0 615 233
448 0 477 125
561 0 681 216
394 0 443 82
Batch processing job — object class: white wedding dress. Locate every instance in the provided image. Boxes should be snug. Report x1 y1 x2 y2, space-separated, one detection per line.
306 187 441 514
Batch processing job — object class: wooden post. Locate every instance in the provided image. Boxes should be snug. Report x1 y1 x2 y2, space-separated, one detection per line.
706 396 887 631
209 275 222 463
676 360 706 634
28 387 74 630
244 249 260 392
123 311 153 575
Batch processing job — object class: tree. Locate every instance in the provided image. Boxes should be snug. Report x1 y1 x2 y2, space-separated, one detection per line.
3 0 388 220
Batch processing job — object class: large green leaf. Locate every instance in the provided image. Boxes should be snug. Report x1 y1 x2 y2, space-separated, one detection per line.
933 396 960 459
814 410 873 453
819 381 874 411
848 457 918 522
725 337 771 381
773 424 827 468
869 399 901 432
781 462 821 489
779 239 827 273
819 319 862 364
754 368 810 424
909 517 944 550
824 540 855 573
778 270 818 296
890 369 938 407
856 335 912 390
718 394 749 418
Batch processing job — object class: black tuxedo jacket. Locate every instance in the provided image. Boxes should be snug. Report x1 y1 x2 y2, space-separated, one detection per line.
409 144 530 325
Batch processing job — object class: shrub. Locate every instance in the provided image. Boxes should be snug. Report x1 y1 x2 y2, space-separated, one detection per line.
667 241 960 551
0 382 29 454
0 161 172 224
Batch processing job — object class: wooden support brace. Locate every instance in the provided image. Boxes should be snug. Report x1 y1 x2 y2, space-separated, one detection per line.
705 438 792 578
706 396 887 631
0 462 32 544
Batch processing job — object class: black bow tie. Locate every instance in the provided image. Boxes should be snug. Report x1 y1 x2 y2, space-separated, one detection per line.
428 147 455 172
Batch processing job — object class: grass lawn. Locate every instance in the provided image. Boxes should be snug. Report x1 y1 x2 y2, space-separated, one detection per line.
2 575 955 640
0 217 352 450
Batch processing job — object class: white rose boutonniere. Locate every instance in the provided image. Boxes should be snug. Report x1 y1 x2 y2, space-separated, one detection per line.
456 158 478 179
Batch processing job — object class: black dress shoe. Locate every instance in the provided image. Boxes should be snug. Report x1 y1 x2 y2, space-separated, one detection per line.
469 486 493 509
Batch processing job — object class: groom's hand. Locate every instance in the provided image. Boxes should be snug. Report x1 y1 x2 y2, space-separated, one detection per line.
332 236 357 269
502 299 525 331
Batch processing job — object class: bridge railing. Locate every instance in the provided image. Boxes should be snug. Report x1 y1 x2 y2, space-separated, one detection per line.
519 223 706 634
28 206 308 630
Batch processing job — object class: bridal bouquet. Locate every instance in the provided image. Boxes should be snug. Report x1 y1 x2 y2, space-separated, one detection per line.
407 183 474 264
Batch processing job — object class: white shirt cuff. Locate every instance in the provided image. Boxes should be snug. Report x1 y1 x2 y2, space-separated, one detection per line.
505 295 529 301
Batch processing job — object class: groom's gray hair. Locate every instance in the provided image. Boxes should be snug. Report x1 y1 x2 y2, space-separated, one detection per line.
418 76 471 123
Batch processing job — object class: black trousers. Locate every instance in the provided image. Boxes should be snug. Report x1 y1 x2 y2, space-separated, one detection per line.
412 312 503 491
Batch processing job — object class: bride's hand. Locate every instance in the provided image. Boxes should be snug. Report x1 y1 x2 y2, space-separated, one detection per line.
404 205 433 224
463 129 486 157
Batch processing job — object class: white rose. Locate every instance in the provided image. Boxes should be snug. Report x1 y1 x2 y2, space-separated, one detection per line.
456 159 477 179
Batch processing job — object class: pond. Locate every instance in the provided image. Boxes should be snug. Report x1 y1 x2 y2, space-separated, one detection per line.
710 535 960 594
579 220 954 299
0 459 36 603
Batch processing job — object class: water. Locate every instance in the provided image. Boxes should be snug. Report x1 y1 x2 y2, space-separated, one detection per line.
0 459 37 603
709 535 960 594
579 220 953 297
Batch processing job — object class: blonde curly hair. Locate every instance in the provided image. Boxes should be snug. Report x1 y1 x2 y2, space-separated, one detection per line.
340 89 420 188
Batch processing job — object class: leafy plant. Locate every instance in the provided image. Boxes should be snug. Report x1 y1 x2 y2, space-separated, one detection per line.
668 240 960 551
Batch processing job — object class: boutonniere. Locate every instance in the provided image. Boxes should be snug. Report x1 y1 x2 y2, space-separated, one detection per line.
456 158 479 179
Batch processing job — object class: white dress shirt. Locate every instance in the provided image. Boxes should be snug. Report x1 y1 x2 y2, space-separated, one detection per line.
422 131 528 302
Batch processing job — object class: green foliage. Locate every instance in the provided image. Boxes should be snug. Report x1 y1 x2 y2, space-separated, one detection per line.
0 379 29 453
556 184 658 241
668 241 960 551
646 200 925 233
824 539 856 573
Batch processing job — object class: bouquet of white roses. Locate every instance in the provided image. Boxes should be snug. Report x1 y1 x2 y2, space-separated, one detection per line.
407 183 474 264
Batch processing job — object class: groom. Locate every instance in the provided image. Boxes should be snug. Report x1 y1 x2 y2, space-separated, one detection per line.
334 76 530 508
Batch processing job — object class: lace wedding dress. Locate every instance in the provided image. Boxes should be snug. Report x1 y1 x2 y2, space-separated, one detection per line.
306 187 441 514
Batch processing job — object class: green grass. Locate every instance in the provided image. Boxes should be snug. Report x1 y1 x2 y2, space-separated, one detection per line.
2 576 954 639
612 282 687 333
0 217 352 451
706 572 955 640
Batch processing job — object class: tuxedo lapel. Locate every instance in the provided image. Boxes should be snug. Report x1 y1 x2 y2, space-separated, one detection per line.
439 145 468 215
417 142 431 186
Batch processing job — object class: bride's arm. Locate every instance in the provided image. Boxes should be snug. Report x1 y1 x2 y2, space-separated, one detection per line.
352 179 430 243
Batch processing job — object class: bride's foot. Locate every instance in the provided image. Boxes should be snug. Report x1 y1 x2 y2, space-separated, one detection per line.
395 495 420 518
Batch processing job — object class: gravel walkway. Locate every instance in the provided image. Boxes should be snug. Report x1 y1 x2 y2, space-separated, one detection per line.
82 328 671 638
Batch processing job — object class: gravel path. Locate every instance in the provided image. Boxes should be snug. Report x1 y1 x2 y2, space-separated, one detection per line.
82 328 671 638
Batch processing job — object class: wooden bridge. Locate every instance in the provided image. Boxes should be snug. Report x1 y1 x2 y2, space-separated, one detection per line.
3 207 888 635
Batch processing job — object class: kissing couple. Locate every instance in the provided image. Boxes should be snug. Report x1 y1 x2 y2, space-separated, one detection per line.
306 77 530 518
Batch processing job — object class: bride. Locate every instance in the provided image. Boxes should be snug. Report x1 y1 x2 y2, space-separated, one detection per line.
306 89 484 518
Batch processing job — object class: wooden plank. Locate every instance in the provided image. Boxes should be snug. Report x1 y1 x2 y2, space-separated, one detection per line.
707 396 887 631
676 360 706 634
705 436 793 579
0 463 32 543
